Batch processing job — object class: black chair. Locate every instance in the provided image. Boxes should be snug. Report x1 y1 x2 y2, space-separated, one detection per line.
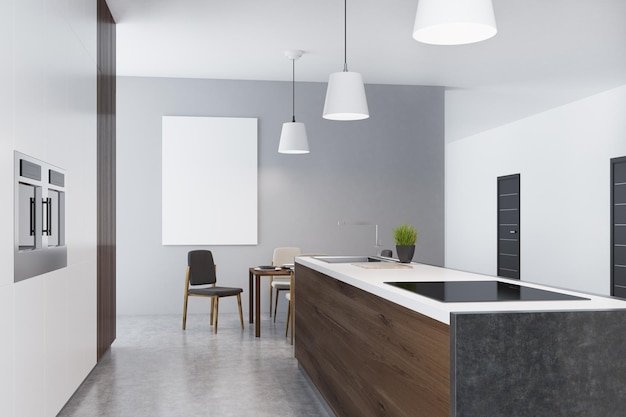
182 250 244 334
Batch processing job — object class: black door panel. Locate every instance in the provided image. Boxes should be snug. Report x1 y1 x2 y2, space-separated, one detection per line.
499 239 518 254
614 266 626 287
612 157 626 299
614 205 626 224
498 174 520 280
498 210 518 225
614 226 626 245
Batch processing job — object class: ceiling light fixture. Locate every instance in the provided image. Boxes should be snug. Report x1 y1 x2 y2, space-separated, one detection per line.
412 0 497 45
278 50 310 154
322 0 369 121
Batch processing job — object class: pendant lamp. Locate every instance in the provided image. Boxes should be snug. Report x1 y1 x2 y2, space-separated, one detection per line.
322 0 369 121
413 0 497 45
278 50 310 154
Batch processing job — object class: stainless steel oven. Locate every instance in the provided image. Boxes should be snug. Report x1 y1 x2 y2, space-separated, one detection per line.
14 152 67 282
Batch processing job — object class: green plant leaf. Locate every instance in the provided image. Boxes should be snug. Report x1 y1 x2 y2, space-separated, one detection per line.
392 223 418 246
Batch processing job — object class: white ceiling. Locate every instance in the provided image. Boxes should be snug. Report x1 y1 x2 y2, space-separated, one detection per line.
107 0 626 140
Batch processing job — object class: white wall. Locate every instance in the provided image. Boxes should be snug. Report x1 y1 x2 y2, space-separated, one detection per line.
0 0 98 416
0 0 15 414
446 84 626 295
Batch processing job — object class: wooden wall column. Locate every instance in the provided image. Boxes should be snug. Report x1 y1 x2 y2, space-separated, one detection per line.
97 0 116 360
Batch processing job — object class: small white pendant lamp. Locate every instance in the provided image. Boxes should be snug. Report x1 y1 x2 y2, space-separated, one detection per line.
278 50 310 154
322 0 369 121
413 0 497 46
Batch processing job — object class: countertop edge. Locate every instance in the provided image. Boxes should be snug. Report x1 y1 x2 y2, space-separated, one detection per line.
295 256 626 325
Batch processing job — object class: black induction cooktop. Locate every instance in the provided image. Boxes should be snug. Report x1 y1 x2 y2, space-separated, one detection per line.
385 280 589 303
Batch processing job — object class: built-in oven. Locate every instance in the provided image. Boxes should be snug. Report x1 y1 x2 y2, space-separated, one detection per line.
14 152 67 282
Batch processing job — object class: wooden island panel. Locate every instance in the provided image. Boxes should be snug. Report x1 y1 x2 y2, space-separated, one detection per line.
295 264 450 417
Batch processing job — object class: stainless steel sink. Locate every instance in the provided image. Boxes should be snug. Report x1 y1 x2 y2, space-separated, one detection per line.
313 255 384 263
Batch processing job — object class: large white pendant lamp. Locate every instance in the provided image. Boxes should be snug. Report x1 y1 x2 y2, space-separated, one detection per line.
278 50 310 154
322 0 369 121
413 0 497 46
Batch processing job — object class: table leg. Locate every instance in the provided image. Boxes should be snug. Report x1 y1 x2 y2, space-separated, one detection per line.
255 274 261 337
248 270 254 324
290 271 294 345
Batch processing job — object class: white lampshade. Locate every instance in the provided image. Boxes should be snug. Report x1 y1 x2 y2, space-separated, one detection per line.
322 71 369 121
413 0 497 45
278 122 309 154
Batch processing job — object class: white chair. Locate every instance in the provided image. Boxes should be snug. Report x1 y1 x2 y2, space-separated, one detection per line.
285 292 292 337
270 247 301 321
284 253 326 339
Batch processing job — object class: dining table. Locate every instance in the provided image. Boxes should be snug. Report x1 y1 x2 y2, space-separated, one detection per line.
248 266 294 339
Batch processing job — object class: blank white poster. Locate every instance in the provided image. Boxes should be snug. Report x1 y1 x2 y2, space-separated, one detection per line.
162 116 258 245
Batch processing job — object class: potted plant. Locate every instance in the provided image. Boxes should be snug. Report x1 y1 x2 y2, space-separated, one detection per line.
393 223 418 263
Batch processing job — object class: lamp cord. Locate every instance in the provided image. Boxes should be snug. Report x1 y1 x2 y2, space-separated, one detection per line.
343 0 348 72
291 58 296 123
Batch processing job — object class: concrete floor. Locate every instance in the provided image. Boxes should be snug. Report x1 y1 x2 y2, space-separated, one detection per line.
57 313 335 417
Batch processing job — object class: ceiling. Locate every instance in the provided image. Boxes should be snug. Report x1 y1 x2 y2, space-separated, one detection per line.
107 0 626 140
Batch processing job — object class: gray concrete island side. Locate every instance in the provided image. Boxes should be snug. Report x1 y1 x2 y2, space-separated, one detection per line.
294 257 626 417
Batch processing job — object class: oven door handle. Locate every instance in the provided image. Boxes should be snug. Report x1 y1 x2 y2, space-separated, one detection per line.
29 197 35 236
42 197 52 236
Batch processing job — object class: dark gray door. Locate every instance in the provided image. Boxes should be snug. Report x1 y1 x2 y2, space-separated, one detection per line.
611 157 626 298
498 174 520 279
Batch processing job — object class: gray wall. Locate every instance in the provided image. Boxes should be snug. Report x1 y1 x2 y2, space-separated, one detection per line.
117 76 444 315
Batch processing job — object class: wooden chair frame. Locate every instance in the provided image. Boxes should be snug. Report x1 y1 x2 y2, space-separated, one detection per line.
182 265 244 334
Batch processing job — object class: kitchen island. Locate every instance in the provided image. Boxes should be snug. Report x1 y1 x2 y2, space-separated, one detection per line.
294 256 626 417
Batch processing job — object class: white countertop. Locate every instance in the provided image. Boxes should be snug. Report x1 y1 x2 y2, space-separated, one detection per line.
296 256 626 325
